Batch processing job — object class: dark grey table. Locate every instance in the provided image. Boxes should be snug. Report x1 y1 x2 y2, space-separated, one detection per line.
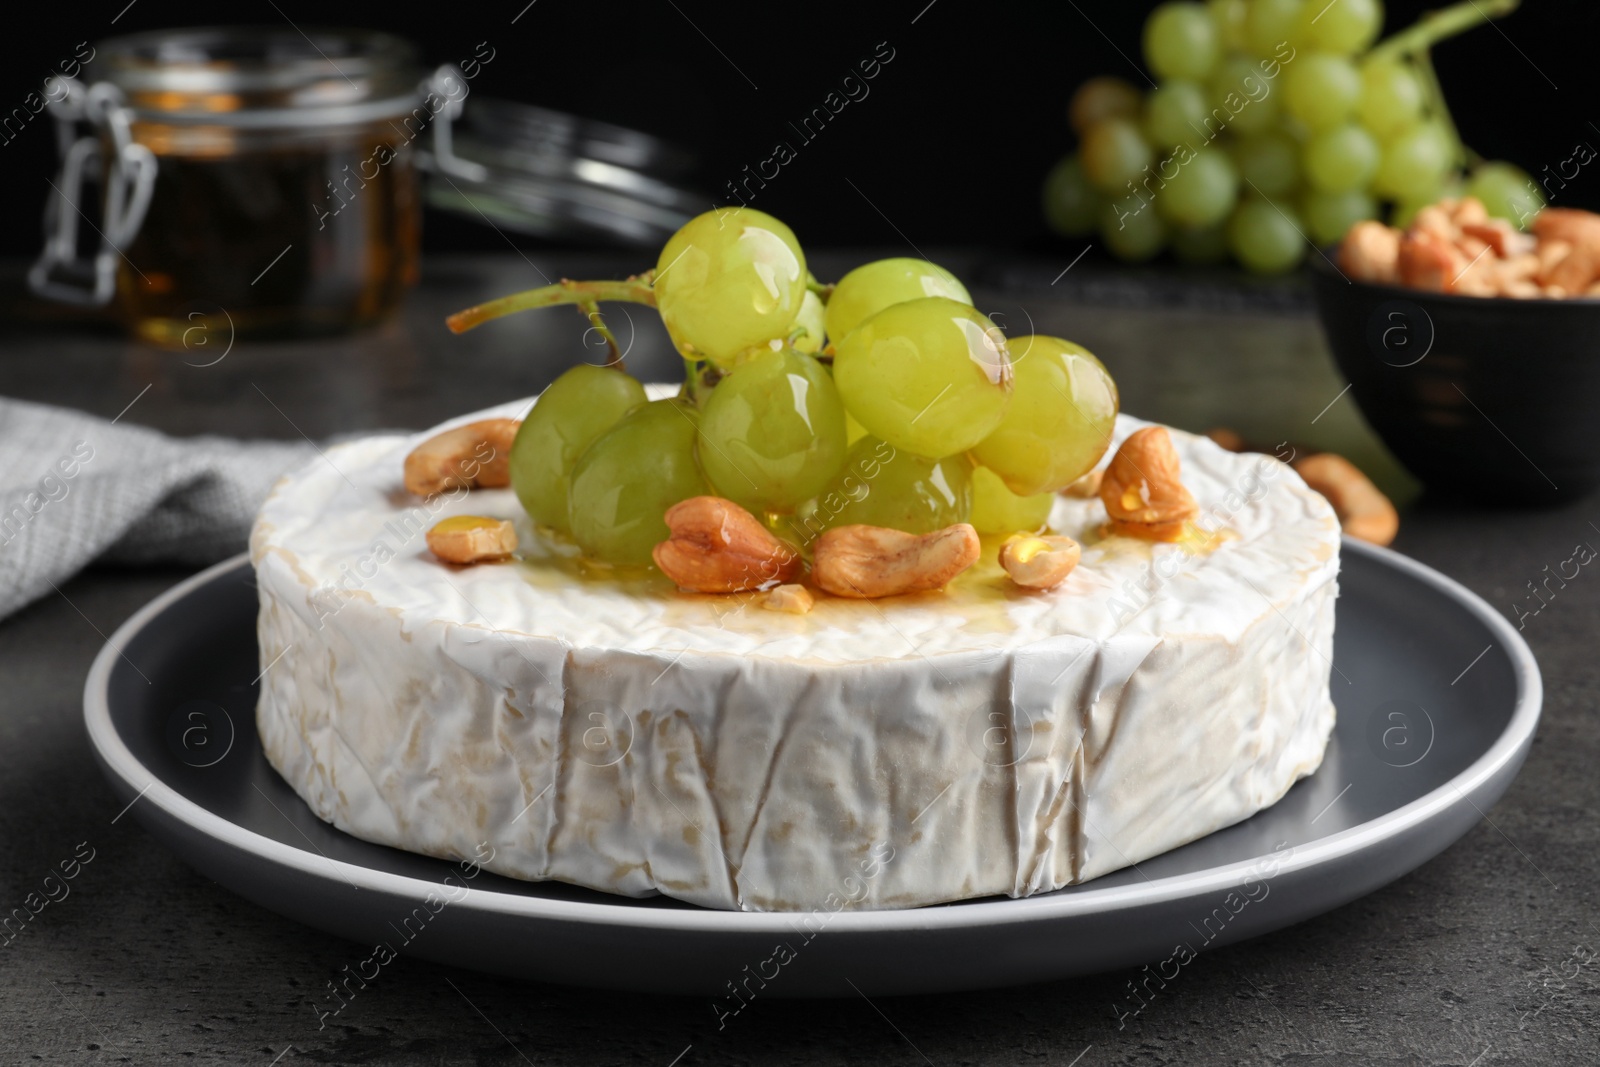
1 253 1594 1065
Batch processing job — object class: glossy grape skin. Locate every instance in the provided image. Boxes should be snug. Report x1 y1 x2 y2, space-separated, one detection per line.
1373 123 1454 200
567 397 708 566
1068 76 1142 135
510 364 646 534
1282 53 1361 133
1244 0 1303 58
797 436 971 536
654 207 807 365
1304 124 1380 193
1228 198 1307 273
1100 194 1168 261
1043 155 1107 237
1144 80 1211 150
973 335 1118 496
1207 56 1280 136
1302 188 1378 245
1144 3 1222 82
1230 132 1301 197
696 345 847 514
832 297 1012 460
1295 0 1381 54
1157 147 1239 227
1466 162 1543 227
969 466 1054 536
824 258 972 344
1358 62 1425 140
791 288 826 353
1082 118 1154 194
1170 221 1232 263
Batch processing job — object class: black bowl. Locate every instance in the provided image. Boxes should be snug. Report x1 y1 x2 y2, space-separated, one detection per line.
1309 253 1600 504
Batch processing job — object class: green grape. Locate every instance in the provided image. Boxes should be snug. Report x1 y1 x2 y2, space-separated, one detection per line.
1144 80 1211 150
1230 132 1301 197
1373 122 1454 199
797 436 971 536
791 288 826 353
510 364 647 534
1228 198 1307 273
696 345 847 514
1358 62 1425 140
1069 76 1142 135
567 397 708 565
1244 0 1303 58
1467 162 1544 228
1303 124 1379 193
1043 155 1107 237
824 258 972 344
1082 118 1154 194
1170 221 1232 263
972 335 1118 496
1208 0 1250 50
1295 0 1381 54
969 466 1054 536
1283 53 1361 133
845 412 869 445
1100 194 1168 261
832 297 1011 460
1207 56 1280 137
1156 147 1239 227
654 207 807 365
1390 174 1462 227
1302 188 1378 245
1144 3 1222 82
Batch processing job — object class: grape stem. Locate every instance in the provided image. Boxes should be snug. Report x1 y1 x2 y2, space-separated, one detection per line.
1413 49 1476 169
574 297 624 369
1367 0 1520 63
445 272 657 334
1366 0 1519 176
806 279 835 303
680 359 722 405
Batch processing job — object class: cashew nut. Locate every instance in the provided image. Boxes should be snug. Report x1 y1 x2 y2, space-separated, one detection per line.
652 496 802 593
999 534 1082 591
1098 426 1199 542
403 418 520 496
1061 468 1104 498
812 523 980 599
762 584 815 614
427 515 518 564
1292 453 1399 547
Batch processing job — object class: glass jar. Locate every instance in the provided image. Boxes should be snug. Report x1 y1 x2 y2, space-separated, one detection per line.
31 27 427 345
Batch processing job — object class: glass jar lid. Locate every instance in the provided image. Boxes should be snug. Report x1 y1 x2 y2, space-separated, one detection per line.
420 93 704 247
90 27 422 128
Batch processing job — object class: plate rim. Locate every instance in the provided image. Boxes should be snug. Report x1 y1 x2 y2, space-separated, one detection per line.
84 539 1542 934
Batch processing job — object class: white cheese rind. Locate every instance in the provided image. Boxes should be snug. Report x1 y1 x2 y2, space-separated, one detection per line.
251 402 1340 911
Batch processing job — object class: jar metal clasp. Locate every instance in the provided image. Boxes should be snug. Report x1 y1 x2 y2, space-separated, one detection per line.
28 78 157 307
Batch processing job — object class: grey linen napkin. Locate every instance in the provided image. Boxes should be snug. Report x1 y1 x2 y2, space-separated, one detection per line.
0 397 316 621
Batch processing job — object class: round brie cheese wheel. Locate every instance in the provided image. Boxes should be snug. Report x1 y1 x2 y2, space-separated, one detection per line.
251 395 1340 912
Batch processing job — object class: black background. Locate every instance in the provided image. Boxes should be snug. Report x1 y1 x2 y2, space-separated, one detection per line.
0 0 1591 256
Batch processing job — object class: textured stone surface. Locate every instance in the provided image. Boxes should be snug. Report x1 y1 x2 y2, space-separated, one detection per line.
0 254 1592 1064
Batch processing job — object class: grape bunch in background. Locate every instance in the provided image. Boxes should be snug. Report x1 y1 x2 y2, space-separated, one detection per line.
448 207 1119 567
1043 0 1542 273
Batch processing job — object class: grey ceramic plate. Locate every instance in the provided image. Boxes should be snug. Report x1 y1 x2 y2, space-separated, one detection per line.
84 543 1540 997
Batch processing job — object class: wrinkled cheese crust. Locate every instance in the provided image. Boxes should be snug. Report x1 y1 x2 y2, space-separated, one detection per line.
251 398 1340 911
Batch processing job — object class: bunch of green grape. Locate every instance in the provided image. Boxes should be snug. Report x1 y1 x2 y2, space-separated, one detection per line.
485 207 1120 567
1042 0 1541 273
